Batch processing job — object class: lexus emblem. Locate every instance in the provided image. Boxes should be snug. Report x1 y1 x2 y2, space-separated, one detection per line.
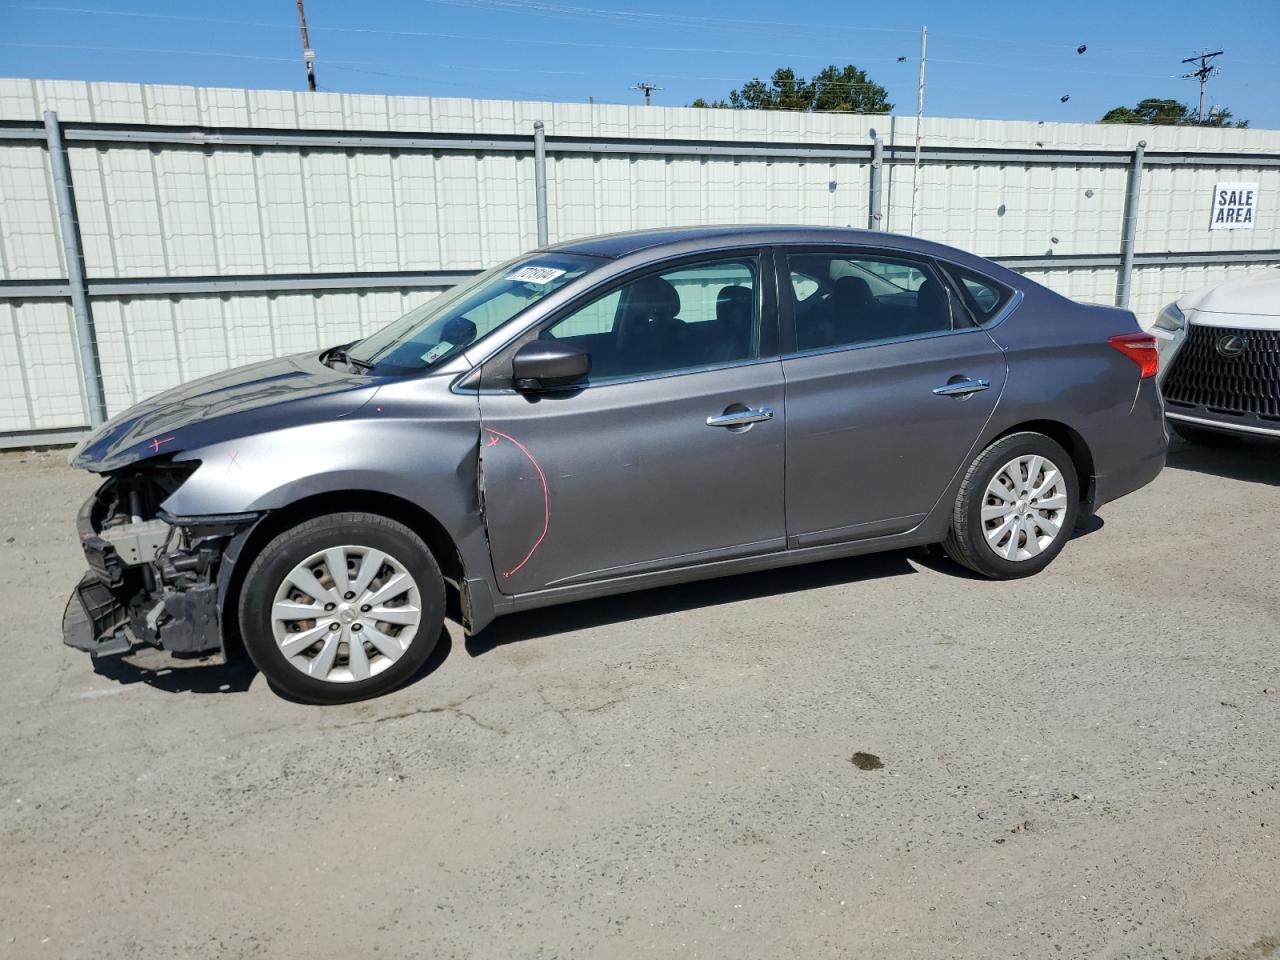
1216 334 1248 359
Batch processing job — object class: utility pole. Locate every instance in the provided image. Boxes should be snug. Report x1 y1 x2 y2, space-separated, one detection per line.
909 25 927 236
1181 49 1223 123
632 81 661 106
296 0 317 92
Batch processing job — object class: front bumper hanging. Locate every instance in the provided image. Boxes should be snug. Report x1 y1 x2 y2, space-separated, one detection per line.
61 572 222 657
62 479 254 659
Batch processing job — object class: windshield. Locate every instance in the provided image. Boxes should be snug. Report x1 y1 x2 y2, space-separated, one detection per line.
348 253 600 373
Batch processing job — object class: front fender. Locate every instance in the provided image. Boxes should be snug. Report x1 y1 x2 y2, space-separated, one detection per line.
163 408 491 599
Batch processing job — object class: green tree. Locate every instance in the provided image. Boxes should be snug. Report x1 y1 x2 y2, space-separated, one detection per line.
691 65 892 114
1100 97 1247 128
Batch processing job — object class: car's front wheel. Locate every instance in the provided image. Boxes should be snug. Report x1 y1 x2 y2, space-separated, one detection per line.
239 512 445 704
943 432 1079 579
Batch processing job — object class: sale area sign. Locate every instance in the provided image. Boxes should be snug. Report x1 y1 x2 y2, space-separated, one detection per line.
1210 182 1258 230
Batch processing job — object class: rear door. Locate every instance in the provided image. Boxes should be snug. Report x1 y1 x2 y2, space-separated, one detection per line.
477 251 787 595
779 247 1008 547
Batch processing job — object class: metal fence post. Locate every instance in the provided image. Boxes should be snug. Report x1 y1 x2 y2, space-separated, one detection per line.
868 130 884 230
43 110 107 428
533 121 549 247
1115 139 1146 309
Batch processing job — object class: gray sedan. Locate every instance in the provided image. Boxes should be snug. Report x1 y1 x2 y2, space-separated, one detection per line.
64 227 1168 703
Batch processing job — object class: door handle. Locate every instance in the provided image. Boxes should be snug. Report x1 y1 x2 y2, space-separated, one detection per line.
706 407 774 427
932 377 990 398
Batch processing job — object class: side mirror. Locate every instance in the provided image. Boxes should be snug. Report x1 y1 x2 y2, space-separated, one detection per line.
511 340 591 392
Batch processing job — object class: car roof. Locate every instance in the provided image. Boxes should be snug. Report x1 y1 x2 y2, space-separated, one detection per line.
548 225 884 258
544 226 1013 281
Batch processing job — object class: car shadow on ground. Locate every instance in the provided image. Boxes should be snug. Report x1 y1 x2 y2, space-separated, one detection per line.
91 647 259 694
91 626 456 700
466 549 917 657
1166 436 1280 486
902 513 1105 580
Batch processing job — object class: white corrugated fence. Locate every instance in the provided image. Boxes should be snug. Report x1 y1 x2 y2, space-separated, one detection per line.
1 78 1277 441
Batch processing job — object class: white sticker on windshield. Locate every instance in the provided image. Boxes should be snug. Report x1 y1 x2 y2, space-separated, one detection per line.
421 341 453 364
507 265 566 285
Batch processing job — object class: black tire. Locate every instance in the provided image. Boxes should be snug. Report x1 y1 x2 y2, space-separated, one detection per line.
238 512 445 704
1172 422 1240 446
943 432 1080 580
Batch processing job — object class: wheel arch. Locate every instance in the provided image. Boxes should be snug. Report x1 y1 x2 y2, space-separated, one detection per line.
219 490 469 656
991 419 1097 512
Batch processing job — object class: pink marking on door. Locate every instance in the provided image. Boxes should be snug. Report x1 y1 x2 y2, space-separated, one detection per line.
148 436 176 454
484 428 550 579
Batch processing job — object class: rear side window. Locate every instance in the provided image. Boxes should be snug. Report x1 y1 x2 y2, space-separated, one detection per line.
942 265 1013 323
785 251 958 352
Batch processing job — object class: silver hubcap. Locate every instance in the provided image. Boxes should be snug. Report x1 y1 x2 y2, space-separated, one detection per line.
271 545 422 684
981 454 1069 562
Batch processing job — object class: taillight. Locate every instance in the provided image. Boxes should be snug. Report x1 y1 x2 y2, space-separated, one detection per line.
1108 333 1158 379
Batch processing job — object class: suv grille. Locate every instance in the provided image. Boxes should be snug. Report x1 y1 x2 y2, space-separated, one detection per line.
1163 324 1280 419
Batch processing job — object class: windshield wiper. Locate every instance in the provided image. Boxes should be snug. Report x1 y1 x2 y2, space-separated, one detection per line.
325 345 374 372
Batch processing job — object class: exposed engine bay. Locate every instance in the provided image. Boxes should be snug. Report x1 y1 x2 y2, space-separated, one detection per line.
63 461 256 659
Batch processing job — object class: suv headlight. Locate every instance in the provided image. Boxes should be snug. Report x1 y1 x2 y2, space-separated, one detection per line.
1153 302 1186 333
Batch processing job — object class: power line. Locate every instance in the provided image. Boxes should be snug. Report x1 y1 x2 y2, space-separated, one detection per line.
0 43 1034 91
0 1 1262 121
4 2 1236 69
1 4 288 31
0 42 1170 111
325 63 567 101
0 40 299 64
420 0 917 45
0 44 1134 119
0 4 913 61
0 39 1197 106
423 0 1217 62
930 57 1178 81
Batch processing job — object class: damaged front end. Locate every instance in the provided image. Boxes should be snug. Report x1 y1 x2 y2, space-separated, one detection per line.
63 461 257 661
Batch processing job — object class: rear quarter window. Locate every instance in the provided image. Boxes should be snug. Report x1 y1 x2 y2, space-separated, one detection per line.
943 265 1014 323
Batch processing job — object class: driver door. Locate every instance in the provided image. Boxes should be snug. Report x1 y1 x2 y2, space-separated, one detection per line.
477 252 787 595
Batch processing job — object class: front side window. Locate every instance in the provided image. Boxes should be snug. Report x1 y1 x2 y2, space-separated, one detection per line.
349 253 600 374
787 251 958 352
542 256 760 382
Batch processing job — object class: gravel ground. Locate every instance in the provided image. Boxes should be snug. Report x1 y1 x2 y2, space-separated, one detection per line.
1 438 1277 960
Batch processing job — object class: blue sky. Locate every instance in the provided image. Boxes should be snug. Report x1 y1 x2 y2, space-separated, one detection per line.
1 0 1277 127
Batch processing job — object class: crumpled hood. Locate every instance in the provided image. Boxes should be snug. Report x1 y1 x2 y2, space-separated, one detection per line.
70 352 380 472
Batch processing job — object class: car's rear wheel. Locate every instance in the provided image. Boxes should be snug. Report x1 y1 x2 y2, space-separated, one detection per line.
1171 422 1240 446
943 432 1079 579
239 512 445 704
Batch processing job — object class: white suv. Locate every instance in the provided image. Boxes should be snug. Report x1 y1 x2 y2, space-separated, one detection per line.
1153 267 1280 444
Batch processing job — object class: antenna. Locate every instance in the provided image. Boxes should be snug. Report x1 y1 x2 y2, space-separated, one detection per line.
1181 49 1223 123
632 81 662 106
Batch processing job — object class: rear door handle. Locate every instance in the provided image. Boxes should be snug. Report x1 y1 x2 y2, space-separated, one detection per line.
706 407 774 427
932 377 990 398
